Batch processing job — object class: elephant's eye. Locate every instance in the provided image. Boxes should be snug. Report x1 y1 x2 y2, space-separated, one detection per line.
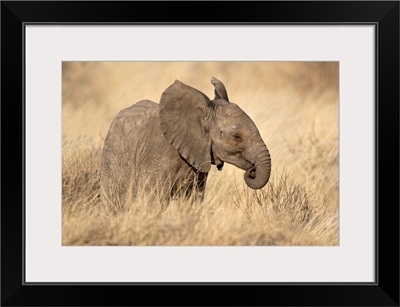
233 133 243 142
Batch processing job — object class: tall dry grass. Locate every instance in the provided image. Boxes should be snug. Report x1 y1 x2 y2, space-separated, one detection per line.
62 62 338 246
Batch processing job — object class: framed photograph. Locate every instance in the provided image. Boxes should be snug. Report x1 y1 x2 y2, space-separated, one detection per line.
2 1 399 306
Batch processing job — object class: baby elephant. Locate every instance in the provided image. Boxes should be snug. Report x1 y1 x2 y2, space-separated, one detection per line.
100 77 271 207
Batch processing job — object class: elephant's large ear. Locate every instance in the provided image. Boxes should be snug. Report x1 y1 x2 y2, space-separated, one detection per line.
159 80 211 173
211 76 229 101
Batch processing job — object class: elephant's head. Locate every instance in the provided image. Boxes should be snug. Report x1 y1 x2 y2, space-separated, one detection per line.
159 77 271 189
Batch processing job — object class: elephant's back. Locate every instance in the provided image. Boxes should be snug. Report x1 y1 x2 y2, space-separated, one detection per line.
107 100 158 136
121 99 159 113
116 99 159 121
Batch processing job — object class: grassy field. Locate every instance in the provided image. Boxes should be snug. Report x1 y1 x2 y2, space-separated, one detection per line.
62 62 339 246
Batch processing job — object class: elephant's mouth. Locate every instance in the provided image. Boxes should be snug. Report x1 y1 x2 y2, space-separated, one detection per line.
215 155 255 173
211 149 254 174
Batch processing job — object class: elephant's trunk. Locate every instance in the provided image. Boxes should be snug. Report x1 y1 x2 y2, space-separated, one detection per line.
244 144 271 189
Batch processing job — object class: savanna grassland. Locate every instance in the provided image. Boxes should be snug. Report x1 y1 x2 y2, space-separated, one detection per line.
62 62 339 246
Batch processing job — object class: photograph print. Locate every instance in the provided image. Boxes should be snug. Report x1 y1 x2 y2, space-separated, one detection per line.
62 62 339 246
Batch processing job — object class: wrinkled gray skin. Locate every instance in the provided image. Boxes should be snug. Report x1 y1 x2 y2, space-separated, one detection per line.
100 77 271 207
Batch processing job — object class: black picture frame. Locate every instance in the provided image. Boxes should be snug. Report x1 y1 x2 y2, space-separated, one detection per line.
2 1 399 306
